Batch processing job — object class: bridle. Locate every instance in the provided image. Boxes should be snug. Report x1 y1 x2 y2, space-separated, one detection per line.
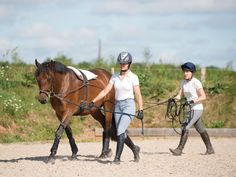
38 75 53 98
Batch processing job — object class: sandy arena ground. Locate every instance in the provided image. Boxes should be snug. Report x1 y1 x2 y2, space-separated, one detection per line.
0 137 235 177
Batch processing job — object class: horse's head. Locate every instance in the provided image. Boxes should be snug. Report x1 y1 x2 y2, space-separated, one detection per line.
35 59 53 104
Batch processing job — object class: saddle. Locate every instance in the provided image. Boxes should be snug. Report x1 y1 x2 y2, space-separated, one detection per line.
67 66 97 80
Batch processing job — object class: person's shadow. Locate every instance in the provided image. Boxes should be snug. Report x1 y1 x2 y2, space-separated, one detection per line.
0 154 112 164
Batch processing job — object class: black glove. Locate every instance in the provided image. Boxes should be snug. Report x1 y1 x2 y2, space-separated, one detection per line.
168 97 175 103
186 100 194 105
88 101 95 111
136 110 144 120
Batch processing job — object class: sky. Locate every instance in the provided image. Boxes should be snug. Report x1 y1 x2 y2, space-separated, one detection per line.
0 0 236 70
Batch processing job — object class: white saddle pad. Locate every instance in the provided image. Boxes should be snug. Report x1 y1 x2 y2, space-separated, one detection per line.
67 66 97 80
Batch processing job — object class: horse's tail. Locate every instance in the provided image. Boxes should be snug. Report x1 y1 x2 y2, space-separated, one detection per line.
110 112 117 141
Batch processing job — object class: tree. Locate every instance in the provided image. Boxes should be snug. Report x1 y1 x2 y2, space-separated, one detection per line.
143 48 152 67
53 54 73 66
226 61 233 71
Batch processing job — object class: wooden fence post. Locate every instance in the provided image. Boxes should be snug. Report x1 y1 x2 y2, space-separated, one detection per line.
201 67 206 83
111 67 114 74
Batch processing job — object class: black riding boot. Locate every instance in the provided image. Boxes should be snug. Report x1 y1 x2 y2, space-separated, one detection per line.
200 131 215 155
113 133 125 164
125 135 140 162
169 130 189 156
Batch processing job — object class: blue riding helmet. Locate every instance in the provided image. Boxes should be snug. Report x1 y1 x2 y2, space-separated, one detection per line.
117 52 132 64
181 62 196 73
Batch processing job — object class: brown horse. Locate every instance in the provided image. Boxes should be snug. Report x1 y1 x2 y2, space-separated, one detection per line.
35 59 115 162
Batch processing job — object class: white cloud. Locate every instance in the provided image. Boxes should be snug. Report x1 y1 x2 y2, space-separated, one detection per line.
77 27 97 39
15 23 98 52
0 4 16 25
158 51 182 64
0 5 9 18
95 0 236 15
0 38 14 54
0 0 78 6
17 23 55 39
110 26 145 41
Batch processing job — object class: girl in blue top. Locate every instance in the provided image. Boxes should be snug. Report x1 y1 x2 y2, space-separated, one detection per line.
169 62 214 156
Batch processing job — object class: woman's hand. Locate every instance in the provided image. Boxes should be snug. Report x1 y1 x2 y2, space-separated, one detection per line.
136 110 144 120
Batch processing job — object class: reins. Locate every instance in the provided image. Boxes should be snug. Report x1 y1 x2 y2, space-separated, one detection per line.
165 98 193 135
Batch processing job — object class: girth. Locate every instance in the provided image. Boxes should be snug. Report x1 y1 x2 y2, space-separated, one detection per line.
78 70 89 113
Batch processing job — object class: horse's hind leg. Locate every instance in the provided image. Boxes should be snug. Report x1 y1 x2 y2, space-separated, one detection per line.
91 110 112 158
65 125 78 159
100 129 112 158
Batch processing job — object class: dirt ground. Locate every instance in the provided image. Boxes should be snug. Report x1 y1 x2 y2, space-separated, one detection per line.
0 137 235 177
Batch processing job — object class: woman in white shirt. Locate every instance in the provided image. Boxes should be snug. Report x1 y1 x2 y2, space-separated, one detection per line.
89 52 143 164
169 62 214 156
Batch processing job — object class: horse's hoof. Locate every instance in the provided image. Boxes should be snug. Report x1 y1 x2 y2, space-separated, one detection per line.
99 148 112 158
112 158 121 165
46 156 56 164
99 153 107 159
71 153 78 160
107 148 112 157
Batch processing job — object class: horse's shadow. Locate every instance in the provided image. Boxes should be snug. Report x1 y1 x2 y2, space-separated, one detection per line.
0 156 49 163
0 154 112 164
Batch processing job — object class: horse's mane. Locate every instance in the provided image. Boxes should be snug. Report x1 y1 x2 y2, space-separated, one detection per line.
35 60 69 76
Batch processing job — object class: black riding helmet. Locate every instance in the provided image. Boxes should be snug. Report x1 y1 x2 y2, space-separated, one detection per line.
117 52 132 64
181 62 196 73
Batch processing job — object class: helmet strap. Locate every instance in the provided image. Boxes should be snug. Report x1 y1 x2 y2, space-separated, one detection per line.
121 69 128 73
128 63 131 69
185 73 193 81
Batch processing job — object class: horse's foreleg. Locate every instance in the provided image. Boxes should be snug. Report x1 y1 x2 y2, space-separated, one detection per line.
65 125 78 159
48 123 65 162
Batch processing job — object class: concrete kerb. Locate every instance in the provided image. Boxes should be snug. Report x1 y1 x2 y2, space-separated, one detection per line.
94 128 236 137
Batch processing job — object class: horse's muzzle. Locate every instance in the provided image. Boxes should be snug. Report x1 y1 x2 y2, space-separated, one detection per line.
37 93 49 104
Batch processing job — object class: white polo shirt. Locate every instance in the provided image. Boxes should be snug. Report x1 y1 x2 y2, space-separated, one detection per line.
181 77 204 110
109 70 139 101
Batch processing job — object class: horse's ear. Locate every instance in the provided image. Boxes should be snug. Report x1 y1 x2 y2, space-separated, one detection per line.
35 59 41 68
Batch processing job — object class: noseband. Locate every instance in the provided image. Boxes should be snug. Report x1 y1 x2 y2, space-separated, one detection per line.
38 75 53 99
39 89 52 98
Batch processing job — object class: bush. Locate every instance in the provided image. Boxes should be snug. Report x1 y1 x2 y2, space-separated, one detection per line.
21 72 36 87
207 83 226 94
2 94 26 117
206 120 225 128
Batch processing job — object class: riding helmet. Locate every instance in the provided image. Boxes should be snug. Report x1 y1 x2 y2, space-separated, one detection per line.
181 62 196 73
117 52 132 64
